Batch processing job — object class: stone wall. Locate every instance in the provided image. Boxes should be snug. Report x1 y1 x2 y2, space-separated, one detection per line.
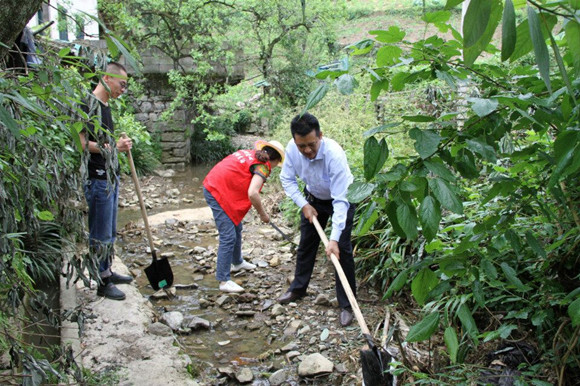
132 74 193 171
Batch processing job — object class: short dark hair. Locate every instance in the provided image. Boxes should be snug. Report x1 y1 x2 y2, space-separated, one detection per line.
106 62 127 75
291 112 320 138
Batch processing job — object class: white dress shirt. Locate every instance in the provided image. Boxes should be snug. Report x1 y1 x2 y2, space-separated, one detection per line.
280 137 353 241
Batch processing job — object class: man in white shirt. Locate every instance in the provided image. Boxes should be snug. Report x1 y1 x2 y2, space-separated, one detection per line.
279 112 356 327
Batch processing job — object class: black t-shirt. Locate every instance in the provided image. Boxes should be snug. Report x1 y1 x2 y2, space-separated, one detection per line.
81 100 116 180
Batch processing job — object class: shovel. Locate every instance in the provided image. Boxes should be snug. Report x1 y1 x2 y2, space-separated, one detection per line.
312 216 392 385
269 221 297 246
122 133 173 291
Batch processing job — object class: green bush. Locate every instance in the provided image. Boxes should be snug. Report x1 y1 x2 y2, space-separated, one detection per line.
115 113 161 176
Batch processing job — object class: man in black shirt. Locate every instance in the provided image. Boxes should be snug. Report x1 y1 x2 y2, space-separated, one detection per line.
80 62 133 300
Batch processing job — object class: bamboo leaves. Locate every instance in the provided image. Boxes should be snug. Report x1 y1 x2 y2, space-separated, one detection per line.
501 0 516 61
528 6 551 92
565 20 580 77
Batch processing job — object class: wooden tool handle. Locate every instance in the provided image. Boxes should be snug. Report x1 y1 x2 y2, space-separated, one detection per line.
312 216 371 336
121 133 157 260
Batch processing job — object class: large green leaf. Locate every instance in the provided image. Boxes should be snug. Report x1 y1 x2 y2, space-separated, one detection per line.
428 177 463 214
334 74 358 95
355 202 379 236
363 122 400 137
419 196 441 241
548 143 579 189
302 83 329 115
423 11 451 25
376 45 403 67
391 72 410 91
500 262 532 292
481 259 498 280
363 136 389 181
565 20 580 77
370 27 406 43
469 97 499 117
548 130 580 188
370 79 389 101
463 0 502 66
525 231 547 259
347 181 376 203
412 268 438 306
510 15 557 62
386 200 407 238
501 0 517 61
457 304 479 343
384 270 409 299
406 312 440 342
444 327 459 364
396 203 418 240
445 0 465 10
463 0 492 48
569 297 580 327
402 115 436 122
466 138 497 162
528 7 551 93
424 159 456 182
409 128 442 159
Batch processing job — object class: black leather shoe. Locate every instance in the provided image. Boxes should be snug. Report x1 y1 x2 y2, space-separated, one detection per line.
277 291 304 304
340 308 354 327
109 271 133 284
97 282 126 300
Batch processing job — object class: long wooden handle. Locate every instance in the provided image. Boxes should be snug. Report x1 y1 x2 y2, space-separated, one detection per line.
121 133 157 260
312 216 370 336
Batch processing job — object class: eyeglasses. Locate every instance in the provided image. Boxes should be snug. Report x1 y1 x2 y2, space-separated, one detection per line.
119 81 128 90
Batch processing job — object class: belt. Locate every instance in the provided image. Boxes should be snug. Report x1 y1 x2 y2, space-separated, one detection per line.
306 192 333 204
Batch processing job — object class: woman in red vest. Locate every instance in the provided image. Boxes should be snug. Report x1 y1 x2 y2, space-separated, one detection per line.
203 140 285 292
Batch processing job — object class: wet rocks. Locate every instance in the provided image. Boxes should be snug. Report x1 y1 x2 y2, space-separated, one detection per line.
235 367 253 383
186 316 211 330
161 311 184 331
148 322 173 337
269 369 287 385
298 353 334 377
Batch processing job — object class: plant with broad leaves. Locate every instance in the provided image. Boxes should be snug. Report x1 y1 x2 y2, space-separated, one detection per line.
303 0 580 382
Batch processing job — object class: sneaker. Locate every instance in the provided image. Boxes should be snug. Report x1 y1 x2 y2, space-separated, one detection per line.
97 282 126 300
231 260 256 272
219 280 244 293
109 271 133 284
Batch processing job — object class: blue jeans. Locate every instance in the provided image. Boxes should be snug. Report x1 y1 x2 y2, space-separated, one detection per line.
84 178 119 278
203 187 243 282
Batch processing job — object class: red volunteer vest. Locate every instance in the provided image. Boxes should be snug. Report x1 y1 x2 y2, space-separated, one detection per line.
203 149 271 225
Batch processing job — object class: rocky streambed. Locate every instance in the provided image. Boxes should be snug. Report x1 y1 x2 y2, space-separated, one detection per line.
77 169 424 385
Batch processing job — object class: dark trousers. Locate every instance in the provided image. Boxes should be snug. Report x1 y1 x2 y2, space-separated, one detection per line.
289 194 356 310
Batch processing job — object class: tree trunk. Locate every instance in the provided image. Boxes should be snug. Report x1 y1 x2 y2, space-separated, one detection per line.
0 0 44 62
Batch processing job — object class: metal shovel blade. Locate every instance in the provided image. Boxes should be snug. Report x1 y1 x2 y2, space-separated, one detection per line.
360 346 393 385
144 256 174 291
270 222 297 245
